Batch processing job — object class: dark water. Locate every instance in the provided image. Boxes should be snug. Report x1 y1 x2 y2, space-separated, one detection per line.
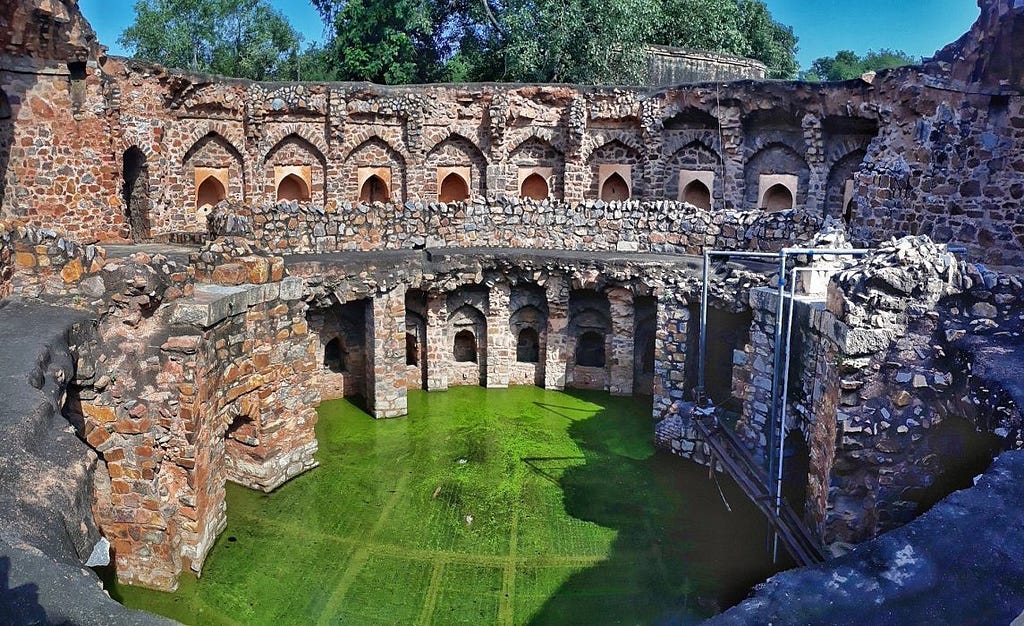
104 387 788 625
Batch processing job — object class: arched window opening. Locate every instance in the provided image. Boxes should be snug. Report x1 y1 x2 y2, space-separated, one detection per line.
682 180 712 210
359 175 390 203
453 329 477 363
600 172 630 202
762 184 794 212
197 176 226 210
516 328 540 363
277 173 309 202
520 173 549 200
324 337 346 373
406 332 419 366
576 331 606 368
439 173 470 203
123 147 150 241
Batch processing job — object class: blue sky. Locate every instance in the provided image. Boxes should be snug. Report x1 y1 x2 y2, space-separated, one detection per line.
80 0 980 71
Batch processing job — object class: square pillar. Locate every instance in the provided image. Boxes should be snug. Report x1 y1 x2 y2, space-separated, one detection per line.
607 287 635 396
425 292 449 391
544 276 570 390
486 282 513 388
366 287 408 418
652 295 690 419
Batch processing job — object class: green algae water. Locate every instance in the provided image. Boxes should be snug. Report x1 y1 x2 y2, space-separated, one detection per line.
105 387 783 624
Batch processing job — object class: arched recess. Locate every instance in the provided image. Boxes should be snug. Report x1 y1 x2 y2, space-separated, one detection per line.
662 140 721 201
762 183 794 212
359 175 390 203
264 133 325 206
568 289 611 389
122 146 151 241
682 179 712 210
183 131 243 224
509 136 564 199
449 303 487 386
633 296 657 395
743 142 810 210
347 136 406 202
277 173 310 202
405 308 427 390
825 149 867 222
439 172 470 203
196 175 226 210
587 139 643 199
600 172 630 201
520 173 549 200
454 330 477 362
516 328 540 363
424 134 487 199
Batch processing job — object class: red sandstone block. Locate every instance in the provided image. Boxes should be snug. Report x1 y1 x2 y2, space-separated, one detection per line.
115 417 151 434
86 426 111 448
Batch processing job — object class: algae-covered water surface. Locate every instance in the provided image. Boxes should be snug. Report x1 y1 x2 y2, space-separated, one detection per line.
107 387 783 624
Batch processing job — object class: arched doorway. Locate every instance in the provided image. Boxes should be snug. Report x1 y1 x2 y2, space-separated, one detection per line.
520 173 549 200
196 176 226 211
453 330 477 363
575 331 606 368
277 173 309 202
123 147 150 241
438 172 470 203
762 184 793 212
682 179 712 210
516 328 540 363
359 175 390 203
600 173 629 202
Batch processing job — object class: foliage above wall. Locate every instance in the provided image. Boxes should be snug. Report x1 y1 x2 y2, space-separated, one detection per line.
801 49 919 82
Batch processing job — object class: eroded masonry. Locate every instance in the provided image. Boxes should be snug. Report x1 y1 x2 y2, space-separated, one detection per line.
2 0 1024 623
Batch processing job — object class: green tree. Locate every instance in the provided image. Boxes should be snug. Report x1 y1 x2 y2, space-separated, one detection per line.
119 0 302 80
803 49 918 81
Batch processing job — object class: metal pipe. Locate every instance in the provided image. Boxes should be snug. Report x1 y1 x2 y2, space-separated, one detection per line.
773 264 804 561
766 251 788 527
697 249 710 398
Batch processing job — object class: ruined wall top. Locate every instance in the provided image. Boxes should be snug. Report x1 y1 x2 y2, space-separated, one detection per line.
0 0 99 65
930 0 1024 91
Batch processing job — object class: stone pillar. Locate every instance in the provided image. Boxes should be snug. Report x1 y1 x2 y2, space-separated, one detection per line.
651 294 689 419
486 281 513 388
607 287 635 396
735 287 778 458
714 104 744 211
425 291 449 391
365 287 408 418
544 275 570 389
802 114 827 212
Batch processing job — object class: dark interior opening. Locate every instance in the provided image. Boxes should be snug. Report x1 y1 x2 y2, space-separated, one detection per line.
406 332 419 366
782 430 811 518
324 337 346 373
454 329 477 362
517 327 540 363
576 331 606 368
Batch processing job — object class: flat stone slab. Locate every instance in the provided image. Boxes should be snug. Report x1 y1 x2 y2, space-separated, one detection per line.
707 450 1024 625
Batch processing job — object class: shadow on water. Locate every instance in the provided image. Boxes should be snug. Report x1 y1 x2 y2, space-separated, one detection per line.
527 389 791 625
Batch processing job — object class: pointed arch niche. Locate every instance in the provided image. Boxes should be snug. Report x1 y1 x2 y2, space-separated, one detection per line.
598 164 632 201
194 168 228 223
437 167 471 203
274 166 312 202
518 167 553 200
357 167 392 204
677 170 715 210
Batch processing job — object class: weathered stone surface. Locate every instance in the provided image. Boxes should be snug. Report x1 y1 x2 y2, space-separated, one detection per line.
708 451 1024 625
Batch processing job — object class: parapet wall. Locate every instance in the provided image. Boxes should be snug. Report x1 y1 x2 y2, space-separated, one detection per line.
212 199 824 254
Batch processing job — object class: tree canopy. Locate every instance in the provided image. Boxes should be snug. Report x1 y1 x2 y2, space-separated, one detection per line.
311 0 799 84
119 0 303 81
802 49 919 82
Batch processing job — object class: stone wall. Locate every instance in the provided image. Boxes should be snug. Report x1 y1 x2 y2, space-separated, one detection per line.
645 46 767 86
211 199 824 255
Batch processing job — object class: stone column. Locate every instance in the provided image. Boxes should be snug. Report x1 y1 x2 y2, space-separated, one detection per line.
544 275 570 390
607 287 635 396
651 294 689 419
714 104 744 211
486 281 513 388
425 291 449 391
365 287 408 418
802 114 826 212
